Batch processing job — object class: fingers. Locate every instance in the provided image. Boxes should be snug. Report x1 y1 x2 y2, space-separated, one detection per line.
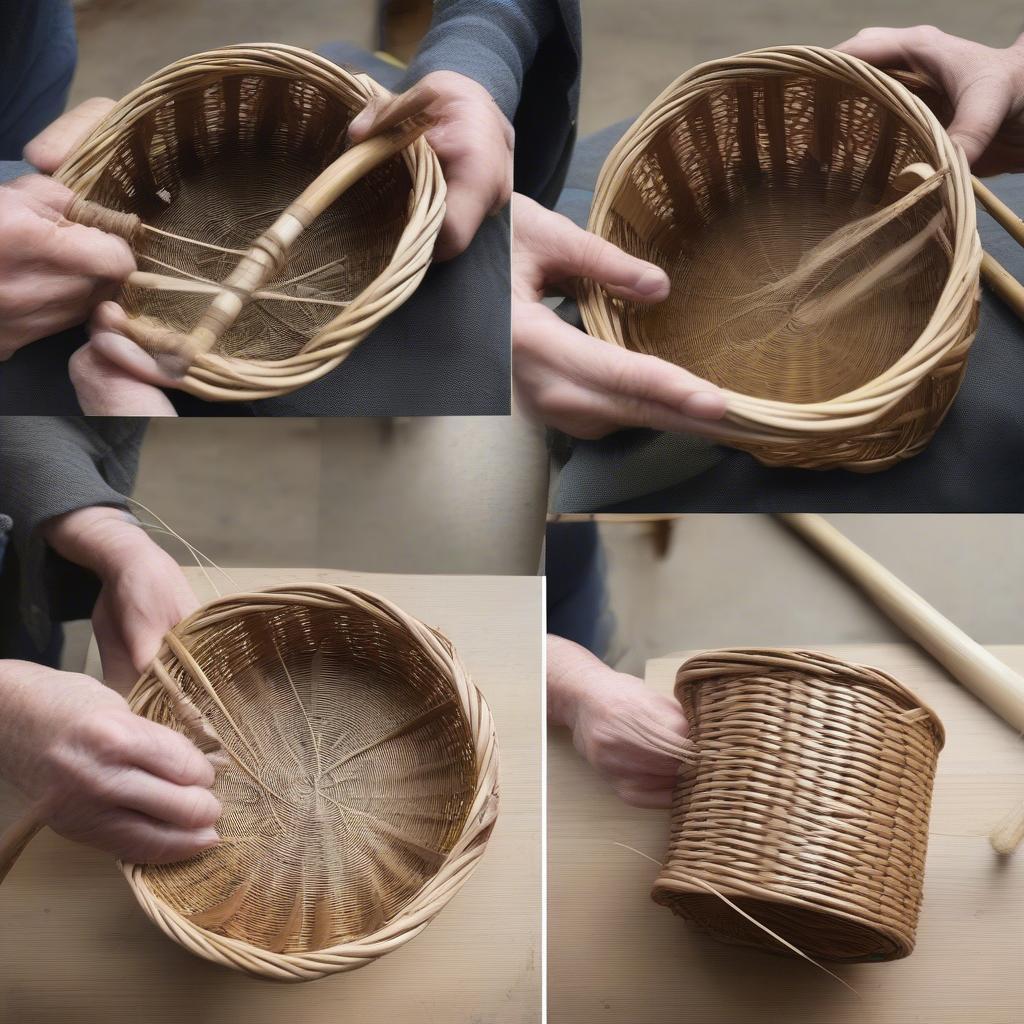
69 807 219 864
70 339 179 416
611 781 675 810
119 717 217 788
947 76 1014 165
107 769 221 829
835 27 919 67
435 159 502 260
515 304 725 437
348 81 438 142
537 207 670 301
23 97 117 174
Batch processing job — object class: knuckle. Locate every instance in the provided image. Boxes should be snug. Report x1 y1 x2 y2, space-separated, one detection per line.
77 711 134 762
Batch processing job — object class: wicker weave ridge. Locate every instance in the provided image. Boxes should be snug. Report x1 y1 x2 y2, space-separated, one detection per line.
652 648 944 963
581 46 982 471
124 584 498 981
56 44 445 401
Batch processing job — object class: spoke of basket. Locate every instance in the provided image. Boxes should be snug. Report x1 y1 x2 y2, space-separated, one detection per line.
128 270 351 307
896 161 1024 322
149 660 225 755
316 697 459 779
162 631 294 806
340 805 447 867
183 95 435 360
270 637 320 772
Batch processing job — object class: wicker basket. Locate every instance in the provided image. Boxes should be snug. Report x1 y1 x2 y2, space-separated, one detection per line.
123 584 498 981
56 44 445 402
580 46 982 471
652 649 944 962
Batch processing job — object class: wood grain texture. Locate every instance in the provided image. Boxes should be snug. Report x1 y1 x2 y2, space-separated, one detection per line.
0 568 541 1023
548 643 1024 1024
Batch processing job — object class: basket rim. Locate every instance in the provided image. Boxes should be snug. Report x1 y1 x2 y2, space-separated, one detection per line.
56 43 446 402
674 646 946 747
580 44 982 445
121 582 499 982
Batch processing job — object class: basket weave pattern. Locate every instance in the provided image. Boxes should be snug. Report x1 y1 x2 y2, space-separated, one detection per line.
124 584 498 981
652 649 944 962
581 47 982 471
57 45 445 401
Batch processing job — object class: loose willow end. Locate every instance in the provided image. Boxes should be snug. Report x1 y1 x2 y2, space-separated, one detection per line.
581 46 982 471
652 648 944 963
123 584 498 981
56 44 445 402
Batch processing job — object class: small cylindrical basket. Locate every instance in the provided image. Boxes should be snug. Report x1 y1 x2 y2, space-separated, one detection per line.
652 649 944 962
124 584 498 981
581 46 982 471
57 44 445 402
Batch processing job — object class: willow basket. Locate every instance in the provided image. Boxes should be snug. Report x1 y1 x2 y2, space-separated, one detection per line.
580 46 982 471
56 44 445 402
123 584 498 981
652 649 944 962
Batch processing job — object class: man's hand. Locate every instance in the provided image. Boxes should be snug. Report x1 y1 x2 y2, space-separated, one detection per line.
0 660 220 863
512 194 726 439
42 506 198 689
838 26 1024 175
349 71 513 260
548 635 688 808
0 98 134 360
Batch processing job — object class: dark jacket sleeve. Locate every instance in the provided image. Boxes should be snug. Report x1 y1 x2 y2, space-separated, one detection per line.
0 416 146 649
401 0 581 207
401 0 558 121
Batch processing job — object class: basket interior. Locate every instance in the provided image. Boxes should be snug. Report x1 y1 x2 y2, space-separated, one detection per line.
87 72 413 362
138 601 477 954
605 74 953 403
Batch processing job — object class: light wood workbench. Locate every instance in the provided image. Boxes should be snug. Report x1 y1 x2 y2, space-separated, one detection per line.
0 568 542 1024
548 643 1024 1024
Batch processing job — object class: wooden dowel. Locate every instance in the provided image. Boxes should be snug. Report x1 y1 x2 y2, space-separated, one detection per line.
0 811 44 886
972 177 1024 248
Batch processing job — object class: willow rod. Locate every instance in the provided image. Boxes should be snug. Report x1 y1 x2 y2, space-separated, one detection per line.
780 513 1024 853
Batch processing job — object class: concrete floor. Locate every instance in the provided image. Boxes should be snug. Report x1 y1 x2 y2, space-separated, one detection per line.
599 514 1024 677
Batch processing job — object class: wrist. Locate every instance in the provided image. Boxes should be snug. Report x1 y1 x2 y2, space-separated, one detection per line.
42 505 148 579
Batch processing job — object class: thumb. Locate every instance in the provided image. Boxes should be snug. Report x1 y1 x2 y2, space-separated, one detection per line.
24 97 117 174
947 77 1012 166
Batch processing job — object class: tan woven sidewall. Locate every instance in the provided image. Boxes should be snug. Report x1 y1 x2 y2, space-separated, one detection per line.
122 584 498 982
580 46 982 471
652 648 944 963
56 44 445 402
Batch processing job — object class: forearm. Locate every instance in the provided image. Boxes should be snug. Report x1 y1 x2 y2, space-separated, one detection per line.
547 633 604 729
402 0 557 120
0 417 146 647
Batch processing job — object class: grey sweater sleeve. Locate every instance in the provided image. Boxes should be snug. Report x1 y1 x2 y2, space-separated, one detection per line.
401 0 558 120
0 416 146 646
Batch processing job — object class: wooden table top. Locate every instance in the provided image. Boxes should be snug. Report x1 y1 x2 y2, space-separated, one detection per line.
0 568 542 1024
549 643 1024 1024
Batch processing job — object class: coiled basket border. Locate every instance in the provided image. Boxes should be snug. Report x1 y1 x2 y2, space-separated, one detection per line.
580 45 983 471
122 583 499 982
56 43 446 402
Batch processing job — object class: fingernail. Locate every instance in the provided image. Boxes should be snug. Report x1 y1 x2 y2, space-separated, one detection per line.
197 827 220 846
93 329 152 370
684 389 727 419
633 266 670 299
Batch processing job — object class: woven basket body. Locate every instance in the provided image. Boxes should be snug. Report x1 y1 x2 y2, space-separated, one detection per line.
581 47 981 471
652 649 944 962
56 45 444 401
124 584 498 981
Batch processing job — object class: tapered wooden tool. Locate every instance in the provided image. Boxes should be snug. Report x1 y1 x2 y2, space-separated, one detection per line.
780 512 1024 853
